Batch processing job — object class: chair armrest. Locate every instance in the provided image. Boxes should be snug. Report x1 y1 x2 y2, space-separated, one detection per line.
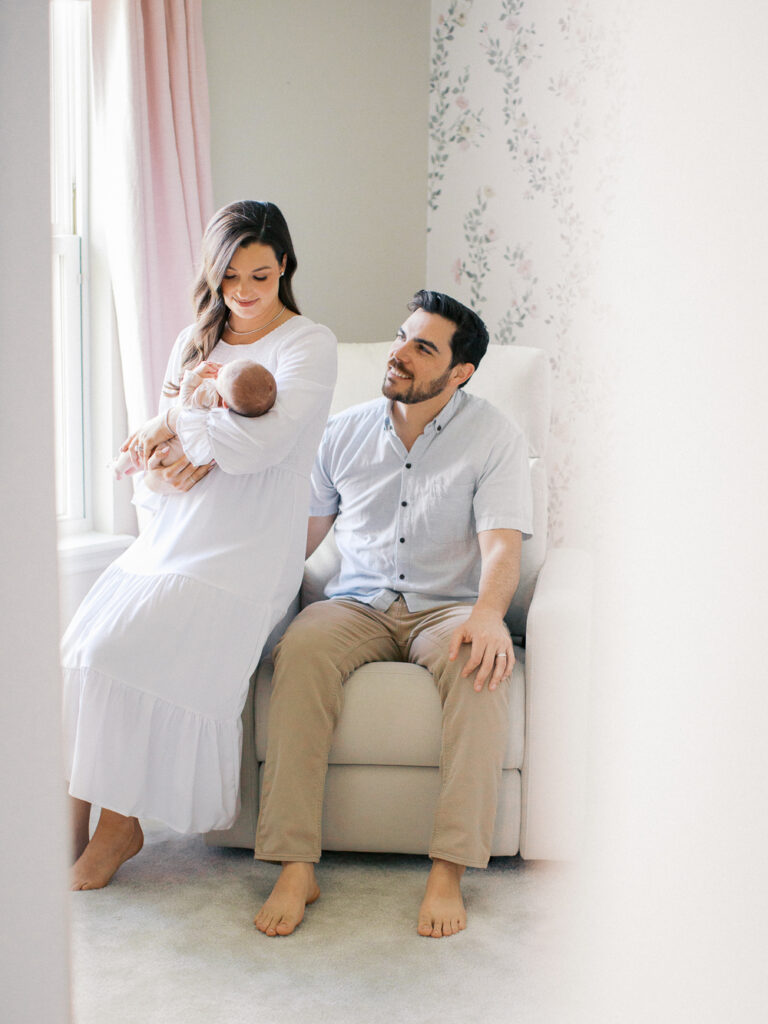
520 547 593 860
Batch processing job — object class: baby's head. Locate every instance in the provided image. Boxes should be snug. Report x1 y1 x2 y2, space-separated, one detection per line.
216 360 276 417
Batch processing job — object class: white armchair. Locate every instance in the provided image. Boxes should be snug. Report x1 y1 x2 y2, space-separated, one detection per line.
206 342 591 860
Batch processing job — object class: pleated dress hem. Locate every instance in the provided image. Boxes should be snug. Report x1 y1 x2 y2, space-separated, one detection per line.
63 665 243 835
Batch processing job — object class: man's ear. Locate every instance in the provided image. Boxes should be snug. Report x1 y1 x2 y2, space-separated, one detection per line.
452 362 475 387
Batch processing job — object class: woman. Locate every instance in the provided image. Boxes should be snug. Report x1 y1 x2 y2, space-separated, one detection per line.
63 201 337 890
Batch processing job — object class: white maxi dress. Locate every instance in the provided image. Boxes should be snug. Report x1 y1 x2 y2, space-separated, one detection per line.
62 316 337 833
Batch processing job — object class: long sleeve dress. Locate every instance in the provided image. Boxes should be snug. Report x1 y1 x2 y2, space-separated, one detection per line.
61 315 337 833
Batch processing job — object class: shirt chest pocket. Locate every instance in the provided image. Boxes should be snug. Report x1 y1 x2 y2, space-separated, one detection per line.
415 473 476 546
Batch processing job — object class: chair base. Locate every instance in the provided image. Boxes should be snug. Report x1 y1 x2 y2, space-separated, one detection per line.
206 763 521 858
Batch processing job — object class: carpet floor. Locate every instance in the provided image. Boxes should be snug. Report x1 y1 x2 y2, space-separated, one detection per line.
70 822 573 1024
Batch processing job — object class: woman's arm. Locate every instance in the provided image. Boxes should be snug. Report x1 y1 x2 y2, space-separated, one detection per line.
127 325 214 497
173 324 337 476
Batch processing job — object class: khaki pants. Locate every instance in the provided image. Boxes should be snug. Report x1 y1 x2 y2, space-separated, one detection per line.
253 596 511 869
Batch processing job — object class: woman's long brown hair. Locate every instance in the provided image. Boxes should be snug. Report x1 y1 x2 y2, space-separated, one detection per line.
163 200 300 397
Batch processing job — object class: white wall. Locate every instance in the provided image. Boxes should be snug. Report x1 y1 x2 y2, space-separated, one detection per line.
565 3 768 1020
202 0 430 344
0 2 71 1021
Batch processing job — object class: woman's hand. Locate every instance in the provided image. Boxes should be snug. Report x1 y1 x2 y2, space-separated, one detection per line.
120 409 179 470
144 447 215 493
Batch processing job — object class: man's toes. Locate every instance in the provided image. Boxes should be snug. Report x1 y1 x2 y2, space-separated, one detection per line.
417 916 434 937
275 918 296 936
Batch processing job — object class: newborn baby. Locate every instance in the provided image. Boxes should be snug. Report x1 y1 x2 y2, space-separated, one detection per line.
113 359 276 479
179 358 276 416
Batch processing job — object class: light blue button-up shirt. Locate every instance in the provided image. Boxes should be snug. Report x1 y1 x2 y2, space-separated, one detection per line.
309 390 533 611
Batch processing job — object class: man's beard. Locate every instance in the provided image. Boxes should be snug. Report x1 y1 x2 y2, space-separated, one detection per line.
381 363 454 404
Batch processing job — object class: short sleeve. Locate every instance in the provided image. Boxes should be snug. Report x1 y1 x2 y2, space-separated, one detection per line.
473 422 533 538
308 427 340 516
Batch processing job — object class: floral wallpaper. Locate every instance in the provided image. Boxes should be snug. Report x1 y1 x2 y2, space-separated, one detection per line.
427 0 624 546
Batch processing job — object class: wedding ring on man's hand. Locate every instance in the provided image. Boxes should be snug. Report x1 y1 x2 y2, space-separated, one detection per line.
496 652 507 659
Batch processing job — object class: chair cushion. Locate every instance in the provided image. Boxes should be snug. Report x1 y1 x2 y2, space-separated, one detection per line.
255 647 525 771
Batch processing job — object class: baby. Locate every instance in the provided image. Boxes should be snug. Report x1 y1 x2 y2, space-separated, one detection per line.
113 358 276 479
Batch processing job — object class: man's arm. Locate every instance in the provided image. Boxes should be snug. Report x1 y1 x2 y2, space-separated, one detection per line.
447 528 522 692
306 514 337 558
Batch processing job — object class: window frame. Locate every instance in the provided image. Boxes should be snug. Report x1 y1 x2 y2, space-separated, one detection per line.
50 0 91 533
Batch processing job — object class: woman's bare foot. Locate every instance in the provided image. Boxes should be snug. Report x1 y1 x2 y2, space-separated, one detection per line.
70 795 92 863
417 859 467 938
254 862 320 937
71 809 144 891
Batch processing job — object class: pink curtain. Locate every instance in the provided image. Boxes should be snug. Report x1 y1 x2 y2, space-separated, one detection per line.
91 0 214 426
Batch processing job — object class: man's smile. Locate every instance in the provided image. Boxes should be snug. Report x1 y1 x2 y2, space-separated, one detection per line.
386 362 413 380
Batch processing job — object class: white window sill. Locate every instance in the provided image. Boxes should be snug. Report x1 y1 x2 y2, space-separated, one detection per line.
58 530 135 576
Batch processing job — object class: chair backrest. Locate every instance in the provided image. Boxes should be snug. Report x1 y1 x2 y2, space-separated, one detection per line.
304 341 551 636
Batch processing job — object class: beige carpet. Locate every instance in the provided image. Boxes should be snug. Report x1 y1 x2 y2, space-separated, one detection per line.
70 822 573 1024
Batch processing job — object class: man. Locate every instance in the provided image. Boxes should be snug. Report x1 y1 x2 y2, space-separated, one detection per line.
253 290 533 938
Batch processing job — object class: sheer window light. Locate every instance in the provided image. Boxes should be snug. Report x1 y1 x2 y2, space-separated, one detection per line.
50 0 90 530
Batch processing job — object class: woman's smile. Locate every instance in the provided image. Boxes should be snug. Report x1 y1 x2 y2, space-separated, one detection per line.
219 241 288 333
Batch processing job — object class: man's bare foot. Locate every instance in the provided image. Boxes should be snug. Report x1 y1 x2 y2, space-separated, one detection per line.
417 859 467 938
254 862 320 937
71 809 144 891
70 795 92 863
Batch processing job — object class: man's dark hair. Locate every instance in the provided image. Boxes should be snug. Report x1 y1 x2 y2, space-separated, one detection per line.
407 290 489 385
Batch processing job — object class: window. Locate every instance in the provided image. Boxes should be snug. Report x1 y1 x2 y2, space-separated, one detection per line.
50 0 90 529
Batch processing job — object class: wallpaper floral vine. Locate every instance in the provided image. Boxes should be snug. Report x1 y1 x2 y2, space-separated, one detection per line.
427 0 623 545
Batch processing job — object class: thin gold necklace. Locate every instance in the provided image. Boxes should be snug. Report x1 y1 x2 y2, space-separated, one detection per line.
225 304 285 337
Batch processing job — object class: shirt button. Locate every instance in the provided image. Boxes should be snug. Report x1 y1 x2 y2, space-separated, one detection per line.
399 537 405 543
436 425 442 431
401 500 407 507
405 463 412 469
399 574 405 580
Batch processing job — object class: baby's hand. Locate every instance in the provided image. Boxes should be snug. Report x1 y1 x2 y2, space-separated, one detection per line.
197 360 221 379
112 449 137 480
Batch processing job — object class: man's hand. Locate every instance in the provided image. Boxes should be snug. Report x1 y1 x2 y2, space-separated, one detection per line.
448 605 514 693
448 528 522 692
144 447 215 493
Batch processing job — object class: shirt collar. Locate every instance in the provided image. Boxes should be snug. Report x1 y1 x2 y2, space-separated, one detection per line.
383 389 464 433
